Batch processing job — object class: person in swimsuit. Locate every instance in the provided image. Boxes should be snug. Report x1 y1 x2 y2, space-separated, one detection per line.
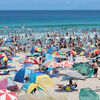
92 60 98 78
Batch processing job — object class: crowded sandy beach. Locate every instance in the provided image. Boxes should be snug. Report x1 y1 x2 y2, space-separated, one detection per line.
0 26 100 100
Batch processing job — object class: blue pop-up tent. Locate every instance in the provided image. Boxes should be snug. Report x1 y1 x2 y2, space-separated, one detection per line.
14 68 31 83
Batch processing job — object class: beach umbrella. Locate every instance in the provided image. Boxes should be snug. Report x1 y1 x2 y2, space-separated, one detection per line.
0 56 4 60
79 51 89 56
73 63 90 75
67 50 77 55
65 71 85 80
23 58 38 64
94 49 100 55
88 45 95 48
79 88 100 100
52 51 63 56
35 48 44 53
88 48 96 53
0 78 18 92
0 47 11 52
60 61 73 68
21 83 48 93
0 89 17 100
1 53 13 61
44 61 61 68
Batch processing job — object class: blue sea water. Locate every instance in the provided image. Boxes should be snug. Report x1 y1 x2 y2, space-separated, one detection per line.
0 10 100 34
0 10 100 26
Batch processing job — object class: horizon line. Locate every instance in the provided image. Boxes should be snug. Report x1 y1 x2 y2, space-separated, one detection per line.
0 9 100 11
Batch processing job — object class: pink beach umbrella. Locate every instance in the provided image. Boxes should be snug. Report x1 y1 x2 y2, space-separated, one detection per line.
45 61 61 68
60 61 73 68
0 89 17 100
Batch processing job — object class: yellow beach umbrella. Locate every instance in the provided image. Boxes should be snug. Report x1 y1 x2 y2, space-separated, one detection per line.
2 53 8 61
80 51 84 56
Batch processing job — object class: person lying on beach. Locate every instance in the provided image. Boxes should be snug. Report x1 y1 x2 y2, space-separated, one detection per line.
57 80 77 92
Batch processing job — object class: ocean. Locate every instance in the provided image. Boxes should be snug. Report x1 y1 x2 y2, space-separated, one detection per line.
0 10 100 25
0 10 100 33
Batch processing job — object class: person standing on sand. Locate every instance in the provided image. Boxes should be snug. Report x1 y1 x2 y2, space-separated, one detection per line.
92 60 98 78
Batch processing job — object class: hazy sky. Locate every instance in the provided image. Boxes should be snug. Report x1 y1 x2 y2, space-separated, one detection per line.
0 0 100 10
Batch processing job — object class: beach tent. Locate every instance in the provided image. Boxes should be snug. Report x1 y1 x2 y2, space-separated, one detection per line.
21 83 48 93
79 88 100 100
0 78 18 91
14 68 31 83
29 72 54 87
73 63 90 75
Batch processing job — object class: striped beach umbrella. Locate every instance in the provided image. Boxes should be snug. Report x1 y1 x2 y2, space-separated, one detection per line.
60 61 73 68
94 49 100 55
0 89 17 100
52 51 63 56
67 51 77 55
35 48 44 52
79 51 89 56
44 61 61 68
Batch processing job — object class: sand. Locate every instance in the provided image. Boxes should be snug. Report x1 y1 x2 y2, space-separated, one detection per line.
0 53 100 100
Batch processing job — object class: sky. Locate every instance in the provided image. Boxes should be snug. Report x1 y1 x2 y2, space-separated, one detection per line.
0 0 100 10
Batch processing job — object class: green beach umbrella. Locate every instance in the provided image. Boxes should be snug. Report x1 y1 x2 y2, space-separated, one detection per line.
79 88 100 100
73 63 90 75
